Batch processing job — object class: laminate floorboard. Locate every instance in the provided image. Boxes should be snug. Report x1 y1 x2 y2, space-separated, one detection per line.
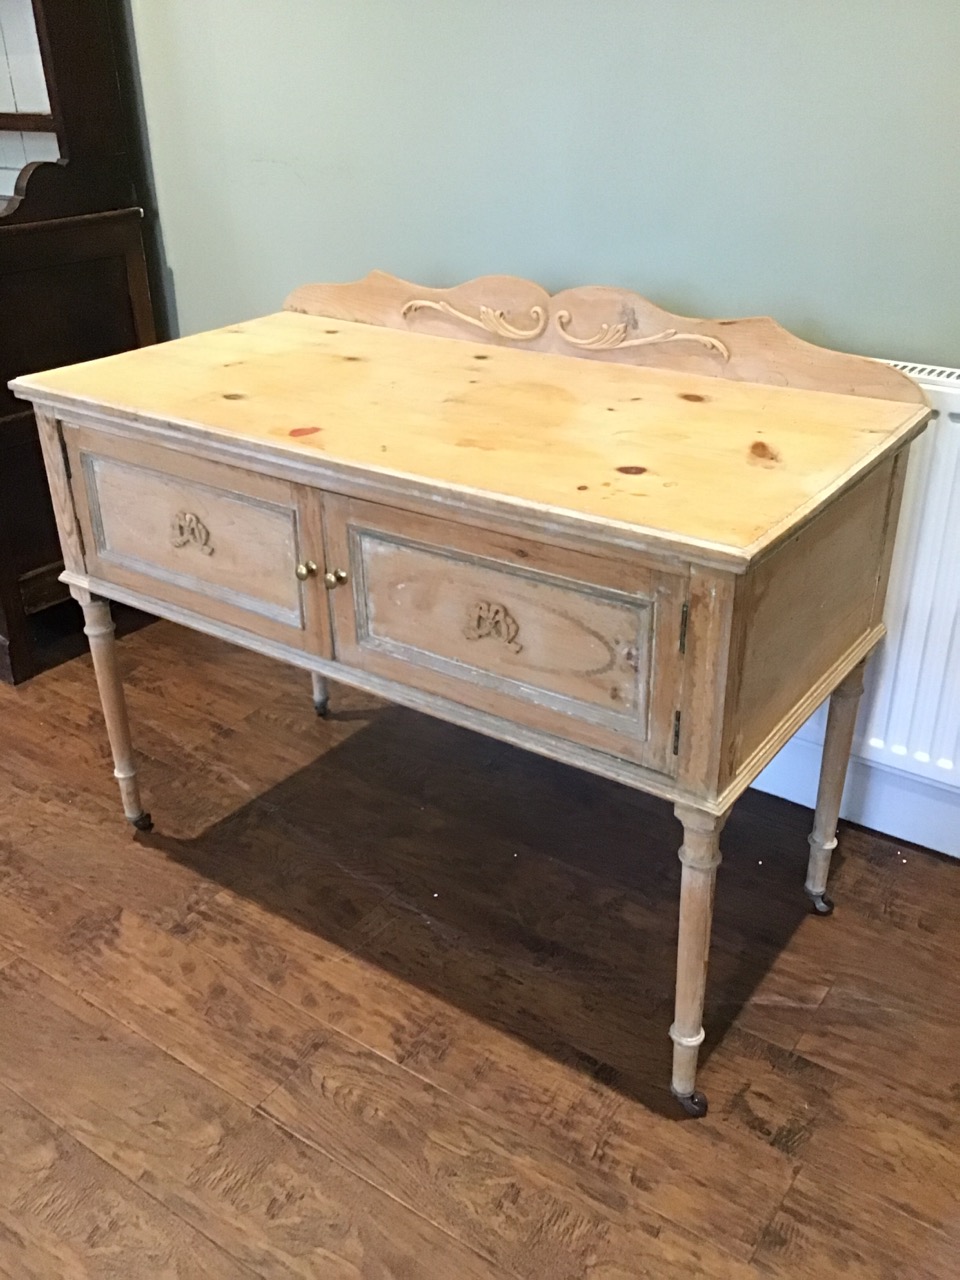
0 1075 255 1278
0 620 957 1278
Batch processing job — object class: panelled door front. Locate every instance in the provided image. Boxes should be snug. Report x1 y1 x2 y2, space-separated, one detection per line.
65 424 332 656
322 494 687 774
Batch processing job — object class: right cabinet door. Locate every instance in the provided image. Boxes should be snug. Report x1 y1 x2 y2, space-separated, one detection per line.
322 495 687 774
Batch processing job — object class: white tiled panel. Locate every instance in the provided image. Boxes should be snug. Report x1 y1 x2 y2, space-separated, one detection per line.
0 0 50 113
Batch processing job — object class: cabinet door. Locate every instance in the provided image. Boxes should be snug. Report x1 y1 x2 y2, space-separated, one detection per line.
67 425 331 655
323 495 687 774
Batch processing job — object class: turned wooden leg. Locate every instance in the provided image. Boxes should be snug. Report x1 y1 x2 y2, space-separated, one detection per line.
311 672 330 717
76 591 152 831
670 802 729 1117
806 658 867 915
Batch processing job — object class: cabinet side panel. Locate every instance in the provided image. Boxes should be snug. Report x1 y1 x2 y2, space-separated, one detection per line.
721 457 896 788
870 448 909 627
33 409 85 575
676 565 737 798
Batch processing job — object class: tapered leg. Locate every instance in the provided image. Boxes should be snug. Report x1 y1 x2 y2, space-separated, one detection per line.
76 590 152 831
670 802 729 1117
311 672 330 717
805 658 867 915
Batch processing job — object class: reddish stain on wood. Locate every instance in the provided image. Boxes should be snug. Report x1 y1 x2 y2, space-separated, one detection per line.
750 440 781 463
617 465 648 475
679 393 707 402
577 485 589 491
289 427 322 438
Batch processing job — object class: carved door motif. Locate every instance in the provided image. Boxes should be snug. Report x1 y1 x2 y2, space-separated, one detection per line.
171 511 214 555
464 600 523 653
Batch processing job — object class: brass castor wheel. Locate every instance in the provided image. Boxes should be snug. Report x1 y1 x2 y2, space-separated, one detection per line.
674 1089 708 1118
130 811 154 833
807 891 834 916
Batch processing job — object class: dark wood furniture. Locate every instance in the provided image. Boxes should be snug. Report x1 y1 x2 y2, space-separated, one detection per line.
0 0 156 683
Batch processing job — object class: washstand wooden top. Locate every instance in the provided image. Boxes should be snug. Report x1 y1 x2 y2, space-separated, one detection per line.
12 272 929 571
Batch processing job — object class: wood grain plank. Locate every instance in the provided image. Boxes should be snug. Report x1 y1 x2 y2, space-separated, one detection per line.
0 650 342 848
753 1166 960 1280
831 825 960 942
100 697 838 1258
0 1203 91 1280
0 746 221 936
263 1027 757 1280
175 886 791 1258
0 847 323 1106
0 1080 254 1279
0 623 957 1279
0 961 510 1280
793 987 958 1112
12 308 928 566
798 1074 960 1244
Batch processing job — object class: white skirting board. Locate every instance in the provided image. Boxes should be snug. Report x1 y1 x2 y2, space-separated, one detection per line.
753 734 960 857
753 362 960 858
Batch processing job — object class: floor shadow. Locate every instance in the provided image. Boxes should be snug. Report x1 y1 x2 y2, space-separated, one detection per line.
141 702 817 1118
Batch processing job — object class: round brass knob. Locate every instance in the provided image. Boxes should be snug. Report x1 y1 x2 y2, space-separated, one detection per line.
323 568 349 589
295 560 318 581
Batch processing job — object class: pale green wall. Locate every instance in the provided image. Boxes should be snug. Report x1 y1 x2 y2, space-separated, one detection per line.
127 1 960 365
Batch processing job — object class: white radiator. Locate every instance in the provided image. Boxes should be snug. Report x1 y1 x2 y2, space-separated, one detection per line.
754 364 960 857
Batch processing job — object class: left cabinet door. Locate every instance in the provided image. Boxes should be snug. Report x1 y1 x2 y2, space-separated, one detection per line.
65 423 332 656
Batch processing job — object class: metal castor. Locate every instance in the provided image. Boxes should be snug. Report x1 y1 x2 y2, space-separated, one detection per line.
674 1089 708 1118
311 674 330 718
807 891 834 916
130 811 154 833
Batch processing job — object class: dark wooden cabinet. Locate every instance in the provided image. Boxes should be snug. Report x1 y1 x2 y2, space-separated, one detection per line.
0 0 157 682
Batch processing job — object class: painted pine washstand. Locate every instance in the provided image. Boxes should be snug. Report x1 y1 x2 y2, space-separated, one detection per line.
10 273 931 1115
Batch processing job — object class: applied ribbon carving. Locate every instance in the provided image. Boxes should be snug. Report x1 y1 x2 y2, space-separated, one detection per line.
554 311 729 358
402 298 548 341
171 511 214 556
464 601 523 653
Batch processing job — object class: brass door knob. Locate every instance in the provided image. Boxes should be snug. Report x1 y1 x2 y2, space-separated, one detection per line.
295 560 318 580
323 568 349 589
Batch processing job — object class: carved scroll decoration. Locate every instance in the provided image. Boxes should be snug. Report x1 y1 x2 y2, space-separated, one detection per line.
464 601 523 653
554 310 730 359
171 511 214 555
401 299 547 341
285 271 926 403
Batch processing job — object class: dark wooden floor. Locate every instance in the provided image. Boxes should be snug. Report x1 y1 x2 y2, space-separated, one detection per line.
0 621 957 1278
